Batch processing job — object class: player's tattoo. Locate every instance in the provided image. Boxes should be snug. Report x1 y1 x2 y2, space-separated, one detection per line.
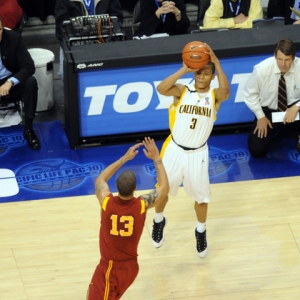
95 182 107 191
141 189 159 207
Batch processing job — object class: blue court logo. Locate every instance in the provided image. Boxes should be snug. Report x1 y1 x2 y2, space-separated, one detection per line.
144 163 156 176
0 133 25 155
290 151 300 163
209 147 249 176
16 159 103 191
144 147 249 177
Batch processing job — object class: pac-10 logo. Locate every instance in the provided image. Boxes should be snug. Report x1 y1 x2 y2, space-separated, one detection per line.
83 74 250 115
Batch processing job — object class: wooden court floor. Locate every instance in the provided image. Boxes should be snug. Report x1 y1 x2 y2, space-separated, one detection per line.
1 176 300 300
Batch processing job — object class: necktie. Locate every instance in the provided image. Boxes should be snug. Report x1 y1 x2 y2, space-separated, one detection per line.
84 0 94 15
277 74 287 111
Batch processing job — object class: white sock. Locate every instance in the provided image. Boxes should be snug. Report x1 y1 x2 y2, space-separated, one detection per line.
196 222 206 233
154 212 164 223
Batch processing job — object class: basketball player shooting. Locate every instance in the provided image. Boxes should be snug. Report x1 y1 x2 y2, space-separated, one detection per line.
152 43 230 258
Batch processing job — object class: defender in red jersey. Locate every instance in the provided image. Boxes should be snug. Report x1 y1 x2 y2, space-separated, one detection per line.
87 137 169 300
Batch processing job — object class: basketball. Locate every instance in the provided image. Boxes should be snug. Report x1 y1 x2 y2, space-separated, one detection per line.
182 41 210 69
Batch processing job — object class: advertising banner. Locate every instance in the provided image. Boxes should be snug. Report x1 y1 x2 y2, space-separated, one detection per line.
77 53 272 137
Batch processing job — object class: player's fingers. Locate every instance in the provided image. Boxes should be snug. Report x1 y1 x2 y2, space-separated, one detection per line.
143 137 152 145
132 143 143 151
142 148 149 157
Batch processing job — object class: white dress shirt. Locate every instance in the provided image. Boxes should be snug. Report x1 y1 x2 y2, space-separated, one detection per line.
243 56 300 119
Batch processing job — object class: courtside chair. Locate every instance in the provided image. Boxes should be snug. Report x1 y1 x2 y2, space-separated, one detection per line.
14 10 28 34
252 16 285 27
132 0 142 35
197 0 210 26
0 94 24 124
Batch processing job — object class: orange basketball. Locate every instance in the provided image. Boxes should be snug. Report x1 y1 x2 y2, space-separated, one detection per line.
182 41 210 69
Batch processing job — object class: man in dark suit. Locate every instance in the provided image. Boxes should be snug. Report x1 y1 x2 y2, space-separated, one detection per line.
0 17 40 150
135 0 190 37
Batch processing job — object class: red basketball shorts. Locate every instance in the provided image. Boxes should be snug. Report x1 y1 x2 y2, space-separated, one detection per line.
88 259 139 300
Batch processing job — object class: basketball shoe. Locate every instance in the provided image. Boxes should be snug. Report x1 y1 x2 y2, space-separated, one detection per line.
195 228 208 258
152 217 167 248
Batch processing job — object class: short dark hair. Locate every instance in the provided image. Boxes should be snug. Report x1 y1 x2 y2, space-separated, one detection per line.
206 61 215 73
274 38 296 58
116 170 136 196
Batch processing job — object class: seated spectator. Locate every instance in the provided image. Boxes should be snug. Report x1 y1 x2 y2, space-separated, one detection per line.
0 0 22 30
134 0 190 37
0 17 40 150
203 0 263 29
267 0 300 25
55 0 124 81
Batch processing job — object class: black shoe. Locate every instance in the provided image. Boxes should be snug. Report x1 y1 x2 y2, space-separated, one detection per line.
152 217 167 248
297 136 300 153
195 229 208 258
23 129 41 150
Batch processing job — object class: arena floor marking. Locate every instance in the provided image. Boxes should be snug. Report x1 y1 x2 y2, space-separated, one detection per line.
0 120 299 203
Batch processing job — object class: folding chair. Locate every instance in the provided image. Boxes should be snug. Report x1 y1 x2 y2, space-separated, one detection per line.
252 16 285 28
0 94 23 123
13 11 28 34
132 0 141 35
197 0 211 26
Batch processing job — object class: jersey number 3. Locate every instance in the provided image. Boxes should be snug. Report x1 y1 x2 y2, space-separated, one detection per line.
110 215 134 236
190 118 197 129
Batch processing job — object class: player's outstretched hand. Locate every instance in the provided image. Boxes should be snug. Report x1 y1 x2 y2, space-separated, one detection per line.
142 137 160 161
122 142 143 162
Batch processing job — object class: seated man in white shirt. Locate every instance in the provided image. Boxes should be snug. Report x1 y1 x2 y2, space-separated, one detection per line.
243 38 300 157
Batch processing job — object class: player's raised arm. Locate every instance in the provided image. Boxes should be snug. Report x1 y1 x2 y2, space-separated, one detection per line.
204 44 230 106
139 137 169 209
156 63 189 99
95 142 143 205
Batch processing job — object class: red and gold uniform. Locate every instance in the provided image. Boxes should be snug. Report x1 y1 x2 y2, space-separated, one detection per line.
88 193 146 300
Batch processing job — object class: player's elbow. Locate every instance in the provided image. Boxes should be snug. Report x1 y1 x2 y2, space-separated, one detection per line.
156 84 165 95
156 82 171 96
